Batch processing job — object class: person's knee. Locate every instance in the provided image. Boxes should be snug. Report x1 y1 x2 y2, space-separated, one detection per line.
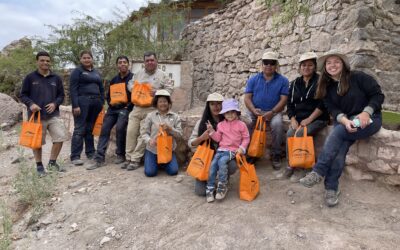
145 168 157 177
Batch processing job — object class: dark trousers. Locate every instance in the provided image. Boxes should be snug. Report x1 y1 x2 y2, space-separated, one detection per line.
71 96 103 161
94 108 129 162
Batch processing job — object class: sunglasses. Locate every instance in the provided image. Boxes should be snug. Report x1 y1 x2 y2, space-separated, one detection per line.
263 60 277 66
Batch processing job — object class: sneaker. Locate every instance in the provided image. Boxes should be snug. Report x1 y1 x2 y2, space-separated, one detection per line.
215 183 228 200
36 165 46 177
299 171 322 188
47 162 66 172
325 189 341 207
127 161 140 171
206 191 215 203
113 155 126 164
86 161 104 170
272 155 282 170
121 161 129 169
290 169 307 183
71 159 84 166
276 168 294 179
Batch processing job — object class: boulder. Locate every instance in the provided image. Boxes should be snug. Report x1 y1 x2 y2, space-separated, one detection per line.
0 93 22 128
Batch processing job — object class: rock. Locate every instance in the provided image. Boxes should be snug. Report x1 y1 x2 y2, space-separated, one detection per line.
0 93 22 126
345 166 374 181
296 232 305 239
291 200 295 204
367 160 396 174
105 226 115 235
11 157 23 164
175 175 184 183
100 236 111 247
77 187 87 193
356 7 375 28
287 190 294 197
68 180 88 189
382 175 400 186
70 223 78 233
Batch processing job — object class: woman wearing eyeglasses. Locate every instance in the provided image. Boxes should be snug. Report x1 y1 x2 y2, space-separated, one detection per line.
244 51 289 169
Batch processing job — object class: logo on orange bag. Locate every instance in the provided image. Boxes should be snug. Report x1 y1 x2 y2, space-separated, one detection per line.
292 148 312 157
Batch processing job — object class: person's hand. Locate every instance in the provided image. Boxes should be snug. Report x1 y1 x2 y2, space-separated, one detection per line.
206 120 215 133
73 107 81 116
29 104 41 113
45 103 56 114
357 112 371 129
200 130 209 141
253 108 263 116
161 123 172 132
290 119 299 130
262 111 274 121
149 138 157 147
236 148 245 155
300 117 312 127
341 117 357 133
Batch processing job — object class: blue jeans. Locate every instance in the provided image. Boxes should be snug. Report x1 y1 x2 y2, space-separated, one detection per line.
144 150 178 177
248 112 284 157
71 96 103 160
206 151 233 192
94 108 129 162
313 115 382 191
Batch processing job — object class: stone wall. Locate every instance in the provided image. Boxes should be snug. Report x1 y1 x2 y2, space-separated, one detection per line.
182 0 400 111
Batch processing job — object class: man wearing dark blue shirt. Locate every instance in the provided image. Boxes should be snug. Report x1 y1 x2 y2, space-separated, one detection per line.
244 51 289 169
20 51 69 175
86 56 133 170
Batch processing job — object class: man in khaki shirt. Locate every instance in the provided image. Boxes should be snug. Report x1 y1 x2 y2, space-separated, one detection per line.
124 51 173 170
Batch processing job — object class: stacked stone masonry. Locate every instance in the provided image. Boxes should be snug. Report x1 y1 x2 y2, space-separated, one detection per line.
182 0 400 111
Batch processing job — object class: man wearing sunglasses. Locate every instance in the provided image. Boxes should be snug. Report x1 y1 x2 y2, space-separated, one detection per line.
244 51 289 169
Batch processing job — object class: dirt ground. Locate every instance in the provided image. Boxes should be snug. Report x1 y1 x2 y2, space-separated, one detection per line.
1 128 400 250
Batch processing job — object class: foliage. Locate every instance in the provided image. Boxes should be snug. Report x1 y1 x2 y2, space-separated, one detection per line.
0 202 12 250
12 148 57 225
263 0 311 26
0 47 37 98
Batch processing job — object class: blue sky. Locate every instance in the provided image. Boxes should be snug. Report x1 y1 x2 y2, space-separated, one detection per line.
0 0 148 50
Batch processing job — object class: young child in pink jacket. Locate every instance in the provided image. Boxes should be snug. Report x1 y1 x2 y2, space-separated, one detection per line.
206 99 250 202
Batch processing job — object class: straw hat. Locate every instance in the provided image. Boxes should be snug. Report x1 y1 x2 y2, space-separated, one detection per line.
317 50 350 71
299 52 318 63
206 92 224 102
261 51 279 61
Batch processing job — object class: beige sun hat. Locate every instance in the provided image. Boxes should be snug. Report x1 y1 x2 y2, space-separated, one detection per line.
155 89 170 97
206 92 224 102
261 51 279 61
317 50 350 71
299 52 318 63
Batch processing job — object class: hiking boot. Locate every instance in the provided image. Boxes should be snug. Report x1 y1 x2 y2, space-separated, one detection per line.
299 171 322 188
290 169 307 183
121 161 129 169
215 183 228 200
206 190 215 203
276 167 294 179
325 189 341 207
113 155 126 164
272 155 282 170
47 162 66 172
127 161 140 171
86 161 104 170
71 159 84 166
36 165 46 177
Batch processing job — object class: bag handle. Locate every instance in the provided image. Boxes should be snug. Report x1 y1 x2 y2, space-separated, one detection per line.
294 126 308 137
29 111 41 123
235 154 248 171
255 116 265 131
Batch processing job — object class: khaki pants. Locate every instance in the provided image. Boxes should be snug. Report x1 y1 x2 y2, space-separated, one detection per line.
125 106 155 162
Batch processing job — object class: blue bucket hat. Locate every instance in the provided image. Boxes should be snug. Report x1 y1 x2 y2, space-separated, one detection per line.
219 99 241 115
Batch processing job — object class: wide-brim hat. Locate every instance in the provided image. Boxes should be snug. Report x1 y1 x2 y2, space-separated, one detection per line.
261 51 279 63
299 52 318 63
219 99 241 115
155 89 170 97
317 50 350 71
206 92 224 102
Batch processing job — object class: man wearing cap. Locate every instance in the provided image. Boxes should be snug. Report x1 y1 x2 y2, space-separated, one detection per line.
125 51 173 170
244 51 289 169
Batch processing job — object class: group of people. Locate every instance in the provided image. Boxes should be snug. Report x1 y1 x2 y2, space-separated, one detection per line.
20 48 384 207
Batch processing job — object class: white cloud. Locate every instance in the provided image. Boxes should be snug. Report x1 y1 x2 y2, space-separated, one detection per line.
0 0 148 50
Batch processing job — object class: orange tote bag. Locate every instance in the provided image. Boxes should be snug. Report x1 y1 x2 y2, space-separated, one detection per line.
19 112 43 149
287 127 315 168
186 140 215 181
92 109 105 136
236 154 260 201
157 127 173 164
247 116 266 158
109 83 128 105
131 80 153 106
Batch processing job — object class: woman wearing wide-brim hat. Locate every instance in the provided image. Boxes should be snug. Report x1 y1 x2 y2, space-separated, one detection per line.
299 50 384 207
277 52 329 182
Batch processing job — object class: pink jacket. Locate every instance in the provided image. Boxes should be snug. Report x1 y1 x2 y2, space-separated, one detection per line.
210 119 250 153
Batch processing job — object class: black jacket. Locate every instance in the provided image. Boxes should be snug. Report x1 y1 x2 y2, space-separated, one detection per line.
287 73 329 123
324 71 384 119
20 70 64 120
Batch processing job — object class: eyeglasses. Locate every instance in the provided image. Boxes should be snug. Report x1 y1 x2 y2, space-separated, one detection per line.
262 60 277 66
